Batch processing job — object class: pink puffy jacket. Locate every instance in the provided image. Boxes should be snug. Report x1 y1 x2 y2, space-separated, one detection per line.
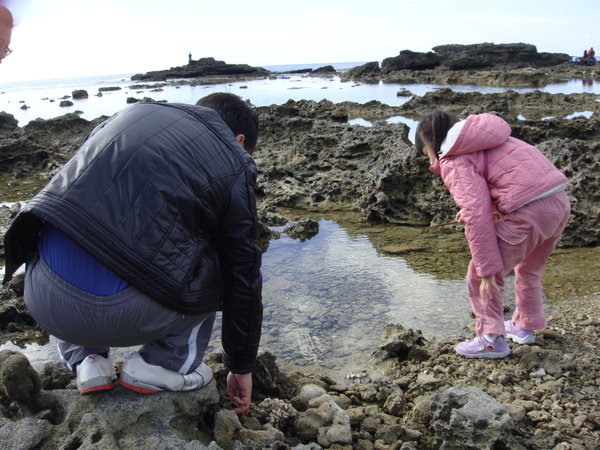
429 113 568 277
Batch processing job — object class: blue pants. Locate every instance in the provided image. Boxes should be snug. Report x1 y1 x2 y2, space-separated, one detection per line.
24 254 215 374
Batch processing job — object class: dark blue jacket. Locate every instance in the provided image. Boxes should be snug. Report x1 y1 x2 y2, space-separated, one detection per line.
3 102 263 373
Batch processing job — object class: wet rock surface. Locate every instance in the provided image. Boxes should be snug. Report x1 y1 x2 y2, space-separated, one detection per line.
0 64 599 448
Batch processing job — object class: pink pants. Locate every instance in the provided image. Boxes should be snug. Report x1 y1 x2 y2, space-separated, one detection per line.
468 190 571 336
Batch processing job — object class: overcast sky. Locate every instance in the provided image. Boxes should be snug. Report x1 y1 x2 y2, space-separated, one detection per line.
2 0 598 82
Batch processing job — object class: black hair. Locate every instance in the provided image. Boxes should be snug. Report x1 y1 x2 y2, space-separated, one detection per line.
196 93 259 153
415 110 459 156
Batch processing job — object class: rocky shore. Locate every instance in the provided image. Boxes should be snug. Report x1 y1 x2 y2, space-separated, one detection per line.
1 44 600 449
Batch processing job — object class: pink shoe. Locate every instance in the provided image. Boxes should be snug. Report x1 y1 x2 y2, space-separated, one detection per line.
505 320 535 344
456 336 510 359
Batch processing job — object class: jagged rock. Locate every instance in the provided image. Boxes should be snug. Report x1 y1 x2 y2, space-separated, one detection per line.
294 393 352 447
369 324 433 371
311 65 336 75
39 361 74 390
0 349 41 402
214 409 285 450
432 42 570 70
345 61 381 78
284 218 319 240
382 50 440 71
381 43 569 74
71 89 88 100
296 384 327 403
0 111 19 129
0 380 220 449
431 385 520 449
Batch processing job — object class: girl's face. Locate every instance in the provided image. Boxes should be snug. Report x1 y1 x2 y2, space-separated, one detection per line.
422 143 437 165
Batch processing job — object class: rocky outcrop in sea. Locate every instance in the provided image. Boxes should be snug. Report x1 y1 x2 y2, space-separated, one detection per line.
131 57 270 82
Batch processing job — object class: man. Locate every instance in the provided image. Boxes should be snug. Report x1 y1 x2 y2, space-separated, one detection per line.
0 5 13 64
3 93 263 415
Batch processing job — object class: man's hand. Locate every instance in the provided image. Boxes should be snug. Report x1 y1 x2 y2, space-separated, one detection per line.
479 275 500 300
227 372 252 415
455 210 466 224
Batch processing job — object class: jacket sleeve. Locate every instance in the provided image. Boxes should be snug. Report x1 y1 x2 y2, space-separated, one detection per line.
217 164 263 374
441 155 504 277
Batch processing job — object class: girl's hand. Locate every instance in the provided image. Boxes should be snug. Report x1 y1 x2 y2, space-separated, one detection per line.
479 275 500 300
455 210 466 224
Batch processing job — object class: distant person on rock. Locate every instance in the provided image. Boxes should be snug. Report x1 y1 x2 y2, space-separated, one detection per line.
0 5 13 64
588 47 595 58
416 111 570 360
3 93 262 415
583 49 588 58
189 52 192 63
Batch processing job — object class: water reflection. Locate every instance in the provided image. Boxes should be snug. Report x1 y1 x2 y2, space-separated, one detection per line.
348 116 419 143
255 220 473 375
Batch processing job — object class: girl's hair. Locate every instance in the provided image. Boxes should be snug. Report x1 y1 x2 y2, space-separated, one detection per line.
415 110 459 156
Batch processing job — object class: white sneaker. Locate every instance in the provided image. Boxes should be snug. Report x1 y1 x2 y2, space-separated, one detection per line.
118 351 213 394
76 354 117 395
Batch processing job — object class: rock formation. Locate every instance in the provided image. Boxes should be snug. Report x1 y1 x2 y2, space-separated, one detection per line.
131 57 270 82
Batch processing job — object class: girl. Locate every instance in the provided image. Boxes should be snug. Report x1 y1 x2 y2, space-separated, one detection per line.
415 111 570 359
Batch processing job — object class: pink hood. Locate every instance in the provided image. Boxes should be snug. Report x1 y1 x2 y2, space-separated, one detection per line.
443 113 511 157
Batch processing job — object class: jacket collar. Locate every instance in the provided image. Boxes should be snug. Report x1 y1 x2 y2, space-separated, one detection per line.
429 158 441 175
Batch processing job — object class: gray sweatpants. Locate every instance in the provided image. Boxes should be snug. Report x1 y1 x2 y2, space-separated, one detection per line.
24 254 215 374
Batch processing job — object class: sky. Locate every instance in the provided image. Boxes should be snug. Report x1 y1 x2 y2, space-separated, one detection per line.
1 0 598 82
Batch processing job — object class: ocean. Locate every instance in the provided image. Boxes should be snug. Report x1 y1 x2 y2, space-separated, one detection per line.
1 62 598 128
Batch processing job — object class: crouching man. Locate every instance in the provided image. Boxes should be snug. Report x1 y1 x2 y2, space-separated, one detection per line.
3 93 262 415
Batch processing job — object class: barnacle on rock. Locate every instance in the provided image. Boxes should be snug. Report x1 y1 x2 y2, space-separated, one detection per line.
257 397 298 428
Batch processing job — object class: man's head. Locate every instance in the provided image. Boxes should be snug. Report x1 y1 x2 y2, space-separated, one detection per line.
196 93 259 153
0 6 13 64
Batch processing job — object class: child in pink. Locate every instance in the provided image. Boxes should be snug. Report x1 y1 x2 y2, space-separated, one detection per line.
415 111 570 358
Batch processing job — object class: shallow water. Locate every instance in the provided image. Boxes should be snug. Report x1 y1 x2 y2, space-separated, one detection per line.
1 72 599 127
2 206 597 381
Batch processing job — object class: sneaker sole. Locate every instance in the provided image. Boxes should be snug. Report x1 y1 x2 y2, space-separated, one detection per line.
506 333 535 345
455 347 510 359
79 383 115 395
118 378 162 394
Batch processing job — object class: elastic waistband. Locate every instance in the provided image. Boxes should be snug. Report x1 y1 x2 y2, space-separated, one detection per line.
28 254 143 308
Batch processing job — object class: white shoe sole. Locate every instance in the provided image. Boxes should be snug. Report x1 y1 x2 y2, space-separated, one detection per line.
118 373 163 394
506 333 535 345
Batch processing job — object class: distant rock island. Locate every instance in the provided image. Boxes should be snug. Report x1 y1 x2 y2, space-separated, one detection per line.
131 57 270 82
